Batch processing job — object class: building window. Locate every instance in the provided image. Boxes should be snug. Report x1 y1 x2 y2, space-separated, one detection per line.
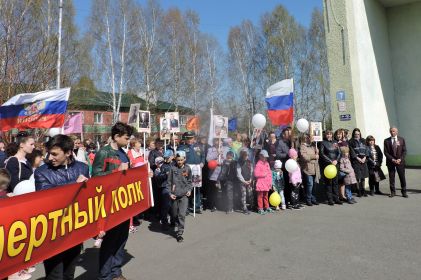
94 113 103 124
180 115 187 126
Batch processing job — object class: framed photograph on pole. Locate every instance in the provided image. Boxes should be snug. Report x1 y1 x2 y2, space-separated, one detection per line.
213 115 228 138
310 122 323 142
165 112 180 133
138 110 151 133
128 104 140 129
159 117 171 140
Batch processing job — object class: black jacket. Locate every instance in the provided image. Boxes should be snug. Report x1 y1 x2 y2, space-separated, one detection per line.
319 140 341 167
218 159 237 182
35 159 90 191
367 145 383 168
154 161 173 190
275 138 291 163
5 157 33 192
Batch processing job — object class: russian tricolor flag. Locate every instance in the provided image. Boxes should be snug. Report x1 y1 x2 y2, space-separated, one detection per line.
265 79 294 126
0 88 70 131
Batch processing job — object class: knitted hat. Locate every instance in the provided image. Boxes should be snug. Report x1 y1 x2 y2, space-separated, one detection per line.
274 160 282 169
288 148 298 158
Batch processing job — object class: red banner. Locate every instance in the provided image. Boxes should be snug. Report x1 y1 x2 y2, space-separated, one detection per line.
0 165 151 278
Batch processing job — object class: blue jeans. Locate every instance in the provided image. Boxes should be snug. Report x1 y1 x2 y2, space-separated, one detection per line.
345 185 353 200
305 174 317 203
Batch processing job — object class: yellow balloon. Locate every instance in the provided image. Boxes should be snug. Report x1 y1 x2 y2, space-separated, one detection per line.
269 192 281 207
324 164 337 179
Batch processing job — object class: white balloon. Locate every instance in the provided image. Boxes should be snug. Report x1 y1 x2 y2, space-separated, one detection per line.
296 118 309 133
48 127 61 137
13 180 35 196
285 159 298 173
252 114 266 129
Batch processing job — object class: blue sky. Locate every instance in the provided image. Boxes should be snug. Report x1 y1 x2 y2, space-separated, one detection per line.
73 0 322 48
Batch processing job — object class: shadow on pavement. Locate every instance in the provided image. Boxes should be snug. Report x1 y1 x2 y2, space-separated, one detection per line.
35 248 134 280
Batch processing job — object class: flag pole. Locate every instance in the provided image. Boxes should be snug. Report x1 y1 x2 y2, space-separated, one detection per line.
57 0 64 135
81 112 85 142
56 0 63 90
143 132 146 160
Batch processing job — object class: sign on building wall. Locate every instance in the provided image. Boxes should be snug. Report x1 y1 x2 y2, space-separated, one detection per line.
337 101 347 112
339 114 352 121
336 90 346 101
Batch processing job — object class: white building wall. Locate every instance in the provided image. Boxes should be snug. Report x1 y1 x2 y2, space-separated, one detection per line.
387 2 421 162
346 0 395 146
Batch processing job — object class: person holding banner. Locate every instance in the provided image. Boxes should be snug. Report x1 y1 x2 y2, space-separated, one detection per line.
92 122 134 280
34 134 90 280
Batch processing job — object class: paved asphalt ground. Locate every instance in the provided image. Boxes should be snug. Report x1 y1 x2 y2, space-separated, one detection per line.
32 169 421 280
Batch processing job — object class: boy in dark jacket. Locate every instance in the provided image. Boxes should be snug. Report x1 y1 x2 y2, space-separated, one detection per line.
34 134 89 280
169 151 192 242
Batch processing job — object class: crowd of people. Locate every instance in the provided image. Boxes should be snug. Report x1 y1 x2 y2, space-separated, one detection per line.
0 123 408 280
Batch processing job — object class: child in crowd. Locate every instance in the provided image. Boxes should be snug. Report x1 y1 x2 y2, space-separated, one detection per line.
218 151 238 214
0 168 34 280
339 146 358 204
169 151 192 242
288 148 304 210
272 160 286 210
155 150 175 229
366 135 386 195
254 150 273 215
236 149 253 215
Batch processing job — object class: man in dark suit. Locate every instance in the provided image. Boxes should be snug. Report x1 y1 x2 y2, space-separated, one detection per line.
169 113 179 129
383 127 407 198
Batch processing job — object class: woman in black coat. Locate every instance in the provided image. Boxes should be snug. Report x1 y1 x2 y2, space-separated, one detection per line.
319 130 342 205
366 135 386 195
348 128 369 197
